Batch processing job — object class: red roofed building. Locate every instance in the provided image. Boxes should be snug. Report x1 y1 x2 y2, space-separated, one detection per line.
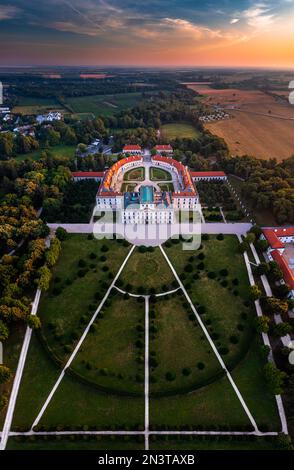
260 227 294 298
122 145 142 155
271 250 294 292
190 171 227 181
72 171 104 181
155 144 173 155
261 228 294 251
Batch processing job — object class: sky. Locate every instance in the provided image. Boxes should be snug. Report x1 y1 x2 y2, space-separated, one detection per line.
0 0 294 68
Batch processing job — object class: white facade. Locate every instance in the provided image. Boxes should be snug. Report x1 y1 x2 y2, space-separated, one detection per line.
36 112 62 124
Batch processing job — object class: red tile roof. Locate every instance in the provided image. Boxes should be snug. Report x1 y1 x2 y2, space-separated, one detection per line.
262 228 294 249
152 155 196 197
123 145 142 151
98 155 143 195
190 171 226 177
72 172 104 178
271 250 294 289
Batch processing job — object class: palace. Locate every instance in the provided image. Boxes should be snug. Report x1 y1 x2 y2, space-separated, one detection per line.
95 151 199 224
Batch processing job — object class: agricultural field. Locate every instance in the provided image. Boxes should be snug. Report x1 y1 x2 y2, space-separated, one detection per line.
185 85 294 160
12 96 65 115
160 122 200 140
65 92 144 117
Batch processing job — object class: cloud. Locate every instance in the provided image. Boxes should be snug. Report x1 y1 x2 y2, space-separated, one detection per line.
230 18 240 24
0 5 21 20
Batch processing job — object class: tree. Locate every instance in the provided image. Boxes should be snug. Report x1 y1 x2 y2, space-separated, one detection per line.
38 265 52 291
0 365 11 384
265 297 289 316
45 237 61 267
250 284 262 300
273 322 292 337
264 363 287 395
27 315 41 330
254 316 270 333
55 227 68 241
0 320 9 341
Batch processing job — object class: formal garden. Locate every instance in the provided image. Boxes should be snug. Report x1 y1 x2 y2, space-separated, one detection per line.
123 167 145 181
150 167 171 181
7 233 283 449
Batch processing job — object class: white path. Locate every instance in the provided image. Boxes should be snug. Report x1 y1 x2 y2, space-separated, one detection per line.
219 207 227 224
8 430 278 437
249 243 292 348
0 289 41 450
31 245 136 430
240 237 288 435
159 245 259 432
144 296 149 451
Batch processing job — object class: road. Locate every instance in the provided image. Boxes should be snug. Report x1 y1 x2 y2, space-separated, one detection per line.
48 222 252 247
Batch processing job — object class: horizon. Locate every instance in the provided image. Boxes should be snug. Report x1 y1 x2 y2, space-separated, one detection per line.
0 0 294 68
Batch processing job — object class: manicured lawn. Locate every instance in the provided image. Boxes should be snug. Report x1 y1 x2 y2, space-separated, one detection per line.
15 144 76 162
0 324 25 428
161 122 199 140
150 293 222 394
38 372 144 429
158 183 174 192
163 236 254 370
7 437 144 450
118 247 176 294
11 334 144 431
66 93 143 117
72 293 144 394
39 235 130 362
150 438 280 450
120 183 136 192
231 339 281 431
150 167 171 181
123 167 145 181
150 374 250 428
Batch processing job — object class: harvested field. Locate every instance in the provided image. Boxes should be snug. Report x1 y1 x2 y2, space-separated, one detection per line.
185 85 294 160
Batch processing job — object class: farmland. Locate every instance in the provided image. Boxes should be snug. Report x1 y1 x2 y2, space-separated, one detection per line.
65 92 144 117
12 96 65 115
185 85 294 161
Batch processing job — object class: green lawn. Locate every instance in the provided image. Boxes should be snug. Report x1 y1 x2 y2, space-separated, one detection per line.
0 324 25 428
71 293 144 394
161 122 200 140
15 144 76 162
66 93 143 117
150 293 222 394
7 437 144 450
150 167 172 181
164 236 254 371
39 235 130 363
118 247 176 294
120 183 137 192
158 183 174 192
150 374 250 428
150 438 280 450
123 167 145 181
11 334 144 431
